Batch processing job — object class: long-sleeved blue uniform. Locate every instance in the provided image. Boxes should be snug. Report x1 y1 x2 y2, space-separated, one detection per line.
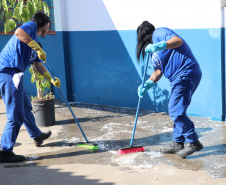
151 27 202 143
0 21 42 152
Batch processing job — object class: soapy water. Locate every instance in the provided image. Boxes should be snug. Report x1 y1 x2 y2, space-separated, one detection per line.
102 119 226 178
63 117 226 179
58 103 226 178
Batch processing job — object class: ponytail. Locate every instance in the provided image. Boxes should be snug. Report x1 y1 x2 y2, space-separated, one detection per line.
136 21 155 61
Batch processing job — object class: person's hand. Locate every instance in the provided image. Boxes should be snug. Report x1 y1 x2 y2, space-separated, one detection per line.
28 40 46 63
43 71 61 88
137 79 155 98
145 41 167 54
51 77 61 88
145 44 156 54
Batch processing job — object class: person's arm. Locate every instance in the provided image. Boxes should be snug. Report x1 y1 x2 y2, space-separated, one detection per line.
137 69 163 98
166 36 183 49
15 28 46 63
149 69 163 83
33 61 47 75
145 36 183 54
33 62 61 88
15 28 33 44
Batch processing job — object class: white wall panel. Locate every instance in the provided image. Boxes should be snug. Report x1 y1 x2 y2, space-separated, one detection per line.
54 0 220 31
103 0 222 30
54 0 222 31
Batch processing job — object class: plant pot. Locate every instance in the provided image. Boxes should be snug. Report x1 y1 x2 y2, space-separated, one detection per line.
32 98 55 127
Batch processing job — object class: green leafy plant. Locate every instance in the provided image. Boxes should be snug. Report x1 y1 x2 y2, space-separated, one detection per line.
0 0 50 34
29 65 54 100
1 0 52 100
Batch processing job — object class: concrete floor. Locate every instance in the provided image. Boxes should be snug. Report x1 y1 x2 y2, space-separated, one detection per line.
1 98 226 185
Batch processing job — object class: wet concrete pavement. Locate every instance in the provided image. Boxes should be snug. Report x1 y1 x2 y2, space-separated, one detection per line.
1 98 226 184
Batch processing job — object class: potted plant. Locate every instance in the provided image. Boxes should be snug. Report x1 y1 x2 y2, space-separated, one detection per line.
1 0 54 126
29 64 55 127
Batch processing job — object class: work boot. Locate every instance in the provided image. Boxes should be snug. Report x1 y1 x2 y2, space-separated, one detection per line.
177 140 203 158
0 150 25 163
34 131 52 147
160 141 184 154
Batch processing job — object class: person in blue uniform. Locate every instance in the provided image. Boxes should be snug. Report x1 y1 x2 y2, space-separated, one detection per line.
136 21 203 158
0 13 61 163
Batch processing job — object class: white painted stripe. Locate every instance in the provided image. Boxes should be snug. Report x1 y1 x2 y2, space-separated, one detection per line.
53 0 62 31
54 0 222 31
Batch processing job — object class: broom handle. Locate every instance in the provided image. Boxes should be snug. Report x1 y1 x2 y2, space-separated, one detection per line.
44 63 89 143
130 54 150 147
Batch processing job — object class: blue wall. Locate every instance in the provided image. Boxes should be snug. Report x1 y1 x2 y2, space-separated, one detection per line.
35 32 67 101
62 30 171 113
176 29 222 120
0 28 223 120
0 33 67 102
60 28 222 120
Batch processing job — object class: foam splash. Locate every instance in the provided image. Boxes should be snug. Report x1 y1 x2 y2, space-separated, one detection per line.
209 171 225 178
130 120 148 125
161 127 173 133
112 153 140 166
66 137 81 143
100 122 125 132
146 150 163 158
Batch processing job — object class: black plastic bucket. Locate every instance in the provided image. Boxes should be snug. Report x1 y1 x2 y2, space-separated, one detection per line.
32 99 55 127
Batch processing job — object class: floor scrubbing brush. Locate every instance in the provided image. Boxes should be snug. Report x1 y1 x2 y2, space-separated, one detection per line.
43 62 98 150
118 54 151 155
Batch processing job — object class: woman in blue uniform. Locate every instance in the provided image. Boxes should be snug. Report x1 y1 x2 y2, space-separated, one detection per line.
136 21 203 158
0 13 60 163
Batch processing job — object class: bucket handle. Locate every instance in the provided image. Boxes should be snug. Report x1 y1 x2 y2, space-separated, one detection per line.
32 102 45 114
32 107 44 114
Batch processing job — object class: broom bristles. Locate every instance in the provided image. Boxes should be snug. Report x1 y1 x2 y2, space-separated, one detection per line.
77 144 99 150
117 146 145 155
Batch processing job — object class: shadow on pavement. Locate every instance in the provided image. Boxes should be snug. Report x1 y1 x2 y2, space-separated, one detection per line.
1 163 114 185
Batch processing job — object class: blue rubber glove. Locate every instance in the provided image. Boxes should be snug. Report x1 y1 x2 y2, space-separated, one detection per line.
137 79 155 98
145 41 167 54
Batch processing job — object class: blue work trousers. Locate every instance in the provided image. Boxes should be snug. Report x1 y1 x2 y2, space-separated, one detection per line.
168 75 202 143
0 70 41 152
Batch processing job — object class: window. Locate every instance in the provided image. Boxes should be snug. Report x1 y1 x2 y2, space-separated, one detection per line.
45 0 55 34
0 0 55 34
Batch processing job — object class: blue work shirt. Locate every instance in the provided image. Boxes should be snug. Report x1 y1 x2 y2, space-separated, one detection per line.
0 21 41 72
151 27 202 82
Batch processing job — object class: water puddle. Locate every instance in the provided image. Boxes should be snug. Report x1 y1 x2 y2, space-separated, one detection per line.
7 102 226 178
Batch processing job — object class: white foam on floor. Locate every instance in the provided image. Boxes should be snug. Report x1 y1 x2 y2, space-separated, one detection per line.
161 127 173 133
97 122 133 140
112 153 140 166
111 151 162 169
146 150 163 159
130 120 148 125
209 171 225 178
96 130 132 141
100 122 127 132
66 137 81 143
135 163 154 169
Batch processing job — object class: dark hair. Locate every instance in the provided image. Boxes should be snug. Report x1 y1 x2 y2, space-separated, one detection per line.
30 12 51 30
136 21 155 61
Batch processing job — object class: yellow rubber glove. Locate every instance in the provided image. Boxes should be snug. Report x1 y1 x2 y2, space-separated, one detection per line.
28 40 46 63
43 71 61 88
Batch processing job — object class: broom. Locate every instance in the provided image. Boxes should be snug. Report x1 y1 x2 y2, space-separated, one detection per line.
43 62 98 150
118 54 150 155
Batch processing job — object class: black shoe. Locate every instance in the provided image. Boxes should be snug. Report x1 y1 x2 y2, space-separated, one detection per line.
160 141 184 154
34 131 52 147
0 150 25 163
177 140 203 158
